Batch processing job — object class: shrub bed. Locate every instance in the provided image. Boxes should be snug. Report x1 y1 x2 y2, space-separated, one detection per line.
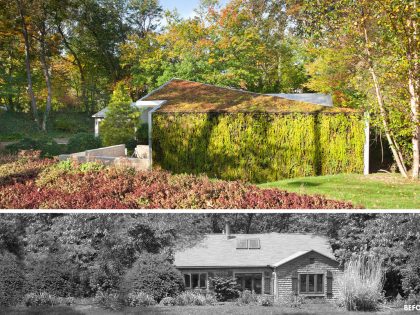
0 252 26 307
67 133 102 154
5 137 63 157
0 158 357 209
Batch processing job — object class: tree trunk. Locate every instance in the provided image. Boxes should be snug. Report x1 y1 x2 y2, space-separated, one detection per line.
57 23 89 112
17 0 39 127
39 24 52 131
363 26 409 177
407 1 419 178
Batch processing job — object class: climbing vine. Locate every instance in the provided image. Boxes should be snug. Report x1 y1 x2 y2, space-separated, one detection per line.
152 112 365 183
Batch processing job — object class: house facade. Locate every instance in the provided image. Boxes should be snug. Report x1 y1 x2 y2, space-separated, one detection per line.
92 79 369 180
174 226 342 300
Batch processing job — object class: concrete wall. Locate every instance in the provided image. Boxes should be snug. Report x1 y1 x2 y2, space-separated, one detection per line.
58 144 150 170
85 144 126 158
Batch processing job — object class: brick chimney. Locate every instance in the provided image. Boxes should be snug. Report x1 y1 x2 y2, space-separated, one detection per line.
225 222 231 239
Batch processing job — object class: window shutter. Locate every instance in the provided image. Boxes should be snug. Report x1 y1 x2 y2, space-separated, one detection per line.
264 271 271 294
291 271 298 295
326 271 333 297
208 272 215 289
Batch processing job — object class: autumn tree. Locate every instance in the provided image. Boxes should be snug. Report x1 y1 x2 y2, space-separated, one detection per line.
288 0 419 178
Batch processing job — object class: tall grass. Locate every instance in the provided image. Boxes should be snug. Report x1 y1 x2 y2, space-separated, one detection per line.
338 255 385 311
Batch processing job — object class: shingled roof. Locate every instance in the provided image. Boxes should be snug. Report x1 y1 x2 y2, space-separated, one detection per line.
143 79 360 114
174 233 336 268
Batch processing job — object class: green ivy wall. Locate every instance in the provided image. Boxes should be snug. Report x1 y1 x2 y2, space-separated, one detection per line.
152 112 365 183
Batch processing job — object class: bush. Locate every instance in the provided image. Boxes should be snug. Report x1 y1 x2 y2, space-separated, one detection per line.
236 290 259 305
259 295 274 306
6 137 62 157
67 133 102 154
406 294 420 305
53 116 80 133
153 112 365 183
25 254 82 297
93 290 123 311
401 246 420 296
125 291 156 307
136 123 148 145
100 82 139 147
0 157 53 187
211 276 240 301
23 292 60 307
159 296 176 306
280 294 306 308
120 253 184 302
338 255 385 311
173 291 209 306
0 252 25 307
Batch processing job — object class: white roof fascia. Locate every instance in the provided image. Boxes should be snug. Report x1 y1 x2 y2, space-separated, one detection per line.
135 100 167 107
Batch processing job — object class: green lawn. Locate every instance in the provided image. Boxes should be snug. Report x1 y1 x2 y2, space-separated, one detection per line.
0 111 93 141
1 304 415 315
259 173 420 209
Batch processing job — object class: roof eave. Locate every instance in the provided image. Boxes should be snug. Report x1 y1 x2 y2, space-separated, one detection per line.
271 250 337 268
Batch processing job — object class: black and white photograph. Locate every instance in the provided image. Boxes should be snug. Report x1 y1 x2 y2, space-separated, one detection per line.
0 213 420 314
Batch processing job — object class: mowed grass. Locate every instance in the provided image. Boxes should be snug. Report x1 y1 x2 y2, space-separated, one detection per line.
2 304 415 315
259 173 420 209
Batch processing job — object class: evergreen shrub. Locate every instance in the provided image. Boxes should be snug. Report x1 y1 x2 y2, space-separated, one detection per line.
153 112 365 183
120 253 184 302
67 132 102 153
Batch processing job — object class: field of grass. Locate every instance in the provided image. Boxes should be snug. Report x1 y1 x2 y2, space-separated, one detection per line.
1 303 415 315
259 173 420 209
0 111 93 141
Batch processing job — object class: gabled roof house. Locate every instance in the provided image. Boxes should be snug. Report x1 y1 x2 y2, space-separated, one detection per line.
174 225 343 300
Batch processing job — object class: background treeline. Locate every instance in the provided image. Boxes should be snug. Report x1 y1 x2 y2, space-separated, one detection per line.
0 0 418 177
0 213 420 307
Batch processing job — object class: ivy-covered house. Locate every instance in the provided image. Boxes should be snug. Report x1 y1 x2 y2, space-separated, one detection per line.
174 225 343 300
93 79 369 182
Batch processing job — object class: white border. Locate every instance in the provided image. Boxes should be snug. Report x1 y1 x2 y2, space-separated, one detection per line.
0 209 418 214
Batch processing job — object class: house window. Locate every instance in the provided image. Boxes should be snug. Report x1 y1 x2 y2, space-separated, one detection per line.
309 257 315 264
199 273 207 288
184 274 191 288
184 273 207 289
235 273 262 294
299 274 324 294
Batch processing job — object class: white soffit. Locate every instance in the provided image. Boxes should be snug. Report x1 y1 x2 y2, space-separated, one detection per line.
135 100 167 107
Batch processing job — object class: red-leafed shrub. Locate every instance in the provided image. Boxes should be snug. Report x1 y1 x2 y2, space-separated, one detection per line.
0 158 357 209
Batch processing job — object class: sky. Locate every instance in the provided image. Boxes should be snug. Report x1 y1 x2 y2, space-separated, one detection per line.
160 0 228 18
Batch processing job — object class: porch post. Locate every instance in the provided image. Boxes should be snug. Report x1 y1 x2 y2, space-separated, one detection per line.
364 111 370 175
94 118 99 137
272 270 277 297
